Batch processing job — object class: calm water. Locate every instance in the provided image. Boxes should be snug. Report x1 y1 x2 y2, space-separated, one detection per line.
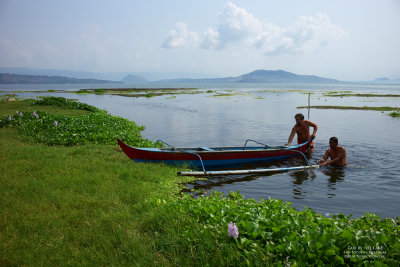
2 83 400 218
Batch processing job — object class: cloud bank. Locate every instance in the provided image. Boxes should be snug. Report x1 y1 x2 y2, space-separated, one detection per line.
162 1 346 54
161 22 199 49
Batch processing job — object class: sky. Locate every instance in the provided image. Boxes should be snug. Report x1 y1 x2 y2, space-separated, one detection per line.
0 0 399 81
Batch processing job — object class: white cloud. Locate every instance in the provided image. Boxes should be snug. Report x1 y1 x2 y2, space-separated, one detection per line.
163 2 346 55
214 1 262 47
161 22 199 49
281 13 347 54
201 28 220 49
253 24 295 54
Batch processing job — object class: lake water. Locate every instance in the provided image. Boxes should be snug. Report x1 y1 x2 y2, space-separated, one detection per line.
2 82 400 218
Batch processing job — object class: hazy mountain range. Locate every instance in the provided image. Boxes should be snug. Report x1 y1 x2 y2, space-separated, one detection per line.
0 73 120 84
0 67 216 82
156 70 340 84
0 67 399 84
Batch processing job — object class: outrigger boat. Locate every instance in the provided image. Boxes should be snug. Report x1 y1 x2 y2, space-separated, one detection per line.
117 137 319 176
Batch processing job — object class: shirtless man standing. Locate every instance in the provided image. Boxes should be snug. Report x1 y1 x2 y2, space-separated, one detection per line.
317 137 347 167
285 113 318 152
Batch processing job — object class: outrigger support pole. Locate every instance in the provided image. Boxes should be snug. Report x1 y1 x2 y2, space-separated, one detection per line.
182 151 207 173
177 165 319 176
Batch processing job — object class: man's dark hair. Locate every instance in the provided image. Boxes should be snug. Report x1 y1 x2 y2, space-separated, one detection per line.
295 113 304 120
330 137 338 144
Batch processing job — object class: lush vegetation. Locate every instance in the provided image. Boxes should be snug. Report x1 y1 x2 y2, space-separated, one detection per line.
0 127 193 266
32 96 101 112
153 192 399 266
1 96 399 266
0 96 153 146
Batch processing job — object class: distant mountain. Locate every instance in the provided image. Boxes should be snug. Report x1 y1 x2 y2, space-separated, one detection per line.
374 77 390 81
0 73 121 84
156 69 340 84
0 67 217 82
121 74 148 83
372 77 400 84
0 67 343 83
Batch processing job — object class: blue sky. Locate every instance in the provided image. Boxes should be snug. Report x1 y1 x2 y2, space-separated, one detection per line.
0 0 399 80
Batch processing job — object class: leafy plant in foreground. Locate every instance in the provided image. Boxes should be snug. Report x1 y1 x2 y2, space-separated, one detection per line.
158 191 399 266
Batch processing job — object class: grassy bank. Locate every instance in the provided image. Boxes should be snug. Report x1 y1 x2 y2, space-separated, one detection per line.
0 128 194 266
0 97 195 265
1 97 399 266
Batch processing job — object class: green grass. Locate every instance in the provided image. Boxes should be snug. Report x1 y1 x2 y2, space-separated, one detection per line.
0 127 193 266
1 97 399 266
0 97 195 265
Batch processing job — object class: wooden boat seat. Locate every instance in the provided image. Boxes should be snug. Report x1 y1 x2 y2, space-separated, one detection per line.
200 146 214 151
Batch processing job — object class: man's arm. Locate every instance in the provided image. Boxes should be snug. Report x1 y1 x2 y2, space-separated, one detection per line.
321 148 346 167
305 120 318 138
317 149 330 165
285 127 296 146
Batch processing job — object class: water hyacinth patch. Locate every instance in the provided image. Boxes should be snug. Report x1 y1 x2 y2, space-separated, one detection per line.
32 96 100 112
165 191 400 266
0 97 153 147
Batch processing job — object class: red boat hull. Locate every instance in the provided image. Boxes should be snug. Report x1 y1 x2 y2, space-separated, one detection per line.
117 138 313 169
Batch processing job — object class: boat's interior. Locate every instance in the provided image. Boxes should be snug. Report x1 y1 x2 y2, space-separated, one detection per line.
159 146 289 152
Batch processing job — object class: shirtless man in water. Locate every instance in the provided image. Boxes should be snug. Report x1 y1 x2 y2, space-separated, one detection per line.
317 137 347 167
285 113 318 152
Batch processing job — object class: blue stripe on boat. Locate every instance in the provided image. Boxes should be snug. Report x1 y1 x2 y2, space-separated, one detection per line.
132 155 290 168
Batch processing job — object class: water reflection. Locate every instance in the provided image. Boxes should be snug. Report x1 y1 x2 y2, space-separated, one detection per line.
321 166 345 181
184 171 275 192
321 166 345 198
289 169 317 199
184 157 319 199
